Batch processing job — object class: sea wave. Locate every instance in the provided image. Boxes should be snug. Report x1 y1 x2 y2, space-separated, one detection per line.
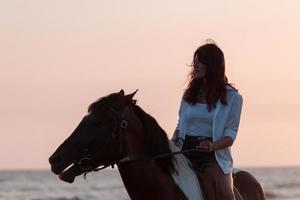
90 185 124 191
275 182 300 189
1 168 300 200
265 191 282 199
32 197 81 200
265 191 300 199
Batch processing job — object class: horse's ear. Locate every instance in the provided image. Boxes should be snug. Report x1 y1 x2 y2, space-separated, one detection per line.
125 89 138 100
115 89 137 108
118 89 125 96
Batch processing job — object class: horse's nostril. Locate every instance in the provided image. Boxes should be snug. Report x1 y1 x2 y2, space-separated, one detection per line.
49 155 61 165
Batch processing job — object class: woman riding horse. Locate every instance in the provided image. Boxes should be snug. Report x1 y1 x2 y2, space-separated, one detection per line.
172 40 243 199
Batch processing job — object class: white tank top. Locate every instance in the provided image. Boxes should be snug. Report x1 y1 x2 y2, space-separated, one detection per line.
185 103 214 137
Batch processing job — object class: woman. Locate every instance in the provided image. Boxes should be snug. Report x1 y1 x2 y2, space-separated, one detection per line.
172 41 243 200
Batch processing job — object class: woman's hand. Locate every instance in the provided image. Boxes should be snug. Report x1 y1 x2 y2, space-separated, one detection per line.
196 136 234 152
196 139 215 152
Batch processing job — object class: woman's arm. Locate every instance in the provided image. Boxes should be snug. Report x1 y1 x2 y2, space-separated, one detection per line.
172 129 185 149
172 96 188 142
223 94 243 141
171 129 179 141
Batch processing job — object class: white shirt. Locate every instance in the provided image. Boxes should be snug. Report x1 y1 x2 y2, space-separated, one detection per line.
175 85 243 174
177 103 214 138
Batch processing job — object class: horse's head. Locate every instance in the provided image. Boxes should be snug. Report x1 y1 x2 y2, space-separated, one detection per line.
49 89 140 183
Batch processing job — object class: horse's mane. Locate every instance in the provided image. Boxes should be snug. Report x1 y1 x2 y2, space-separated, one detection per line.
132 104 204 200
87 93 118 113
132 104 176 176
87 92 176 176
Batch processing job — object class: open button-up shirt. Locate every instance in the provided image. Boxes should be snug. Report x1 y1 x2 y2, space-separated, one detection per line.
175 85 243 174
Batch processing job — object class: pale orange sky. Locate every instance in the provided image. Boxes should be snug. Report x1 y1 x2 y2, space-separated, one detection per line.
0 0 300 169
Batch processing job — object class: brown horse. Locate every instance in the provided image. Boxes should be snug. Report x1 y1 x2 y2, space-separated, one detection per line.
49 89 265 200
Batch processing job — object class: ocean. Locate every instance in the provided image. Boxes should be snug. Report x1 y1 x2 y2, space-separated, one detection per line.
0 167 300 200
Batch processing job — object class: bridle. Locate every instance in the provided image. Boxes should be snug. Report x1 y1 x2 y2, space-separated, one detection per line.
76 100 198 178
75 101 134 175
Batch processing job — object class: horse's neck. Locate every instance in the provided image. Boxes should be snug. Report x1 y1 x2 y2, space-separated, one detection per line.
120 126 146 159
117 162 187 200
118 121 186 199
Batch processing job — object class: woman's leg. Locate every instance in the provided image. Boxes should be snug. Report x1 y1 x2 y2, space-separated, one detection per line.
182 136 235 199
200 163 235 200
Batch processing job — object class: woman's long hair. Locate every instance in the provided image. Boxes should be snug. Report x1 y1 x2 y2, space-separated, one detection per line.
184 40 238 112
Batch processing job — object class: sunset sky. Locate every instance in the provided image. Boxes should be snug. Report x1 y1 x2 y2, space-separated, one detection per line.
1 0 300 169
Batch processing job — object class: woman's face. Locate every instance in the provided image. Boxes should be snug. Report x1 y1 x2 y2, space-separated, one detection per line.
193 59 207 79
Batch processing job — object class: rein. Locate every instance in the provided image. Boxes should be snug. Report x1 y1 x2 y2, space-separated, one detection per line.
89 148 199 176
118 148 199 163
